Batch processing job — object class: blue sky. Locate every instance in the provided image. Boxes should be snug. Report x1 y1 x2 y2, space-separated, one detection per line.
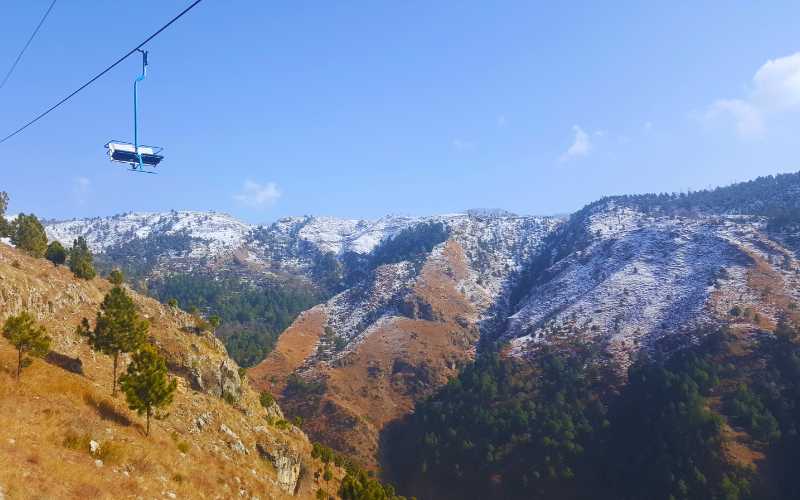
1 1 800 223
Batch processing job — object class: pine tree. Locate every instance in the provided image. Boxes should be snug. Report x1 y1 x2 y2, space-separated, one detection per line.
209 315 221 329
45 241 67 266
109 268 125 286
69 236 96 279
11 214 48 257
2 311 50 380
78 287 148 395
0 191 8 237
119 343 177 436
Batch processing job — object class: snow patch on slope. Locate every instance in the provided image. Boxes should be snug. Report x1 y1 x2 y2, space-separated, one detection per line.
45 211 250 256
505 207 773 366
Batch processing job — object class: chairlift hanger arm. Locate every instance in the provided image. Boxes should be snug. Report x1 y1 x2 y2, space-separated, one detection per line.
133 49 149 171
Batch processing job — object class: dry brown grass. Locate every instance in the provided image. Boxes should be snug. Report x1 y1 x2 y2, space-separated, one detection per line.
254 240 480 468
249 306 329 396
83 391 132 426
0 243 332 499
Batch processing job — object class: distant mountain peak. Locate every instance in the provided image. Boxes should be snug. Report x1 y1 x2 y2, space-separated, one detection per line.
465 208 518 218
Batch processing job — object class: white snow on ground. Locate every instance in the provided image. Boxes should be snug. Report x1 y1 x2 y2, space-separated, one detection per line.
39 204 800 374
303 214 561 364
504 206 798 368
325 261 418 342
45 211 251 257
296 215 423 255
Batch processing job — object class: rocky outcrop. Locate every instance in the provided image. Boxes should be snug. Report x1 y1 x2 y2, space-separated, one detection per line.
257 440 302 494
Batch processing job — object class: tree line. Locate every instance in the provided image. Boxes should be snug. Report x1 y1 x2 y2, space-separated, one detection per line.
1 192 96 279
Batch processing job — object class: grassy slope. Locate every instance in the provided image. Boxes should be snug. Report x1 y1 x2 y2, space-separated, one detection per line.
0 242 342 499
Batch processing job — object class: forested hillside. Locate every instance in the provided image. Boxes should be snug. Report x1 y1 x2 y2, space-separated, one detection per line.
385 323 800 499
148 273 319 366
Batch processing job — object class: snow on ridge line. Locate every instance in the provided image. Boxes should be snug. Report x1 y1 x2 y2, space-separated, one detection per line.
42 210 556 258
44 211 251 253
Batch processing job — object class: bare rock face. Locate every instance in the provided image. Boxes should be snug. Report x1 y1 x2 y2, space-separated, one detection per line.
263 400 285 421
148 318 245 401
256 440 302 494
220 423 248 455
182 356 243 400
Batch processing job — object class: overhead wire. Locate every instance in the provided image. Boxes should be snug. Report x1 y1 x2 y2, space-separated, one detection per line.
0 0 205 146
0 0 59 91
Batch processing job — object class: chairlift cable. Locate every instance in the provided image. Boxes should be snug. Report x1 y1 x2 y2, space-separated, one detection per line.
0 0 59 91
0 0 205 146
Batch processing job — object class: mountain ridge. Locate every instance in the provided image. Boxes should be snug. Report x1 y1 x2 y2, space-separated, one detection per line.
37 171 800 469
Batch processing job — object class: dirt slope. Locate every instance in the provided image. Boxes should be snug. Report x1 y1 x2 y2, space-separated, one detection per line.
251 241 481 468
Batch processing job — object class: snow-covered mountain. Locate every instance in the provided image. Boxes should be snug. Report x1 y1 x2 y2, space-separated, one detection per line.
44 212 428 279
41 172 800 466
248 172 800 466
44 210 558 283
504 203 800 368
45 211 250 257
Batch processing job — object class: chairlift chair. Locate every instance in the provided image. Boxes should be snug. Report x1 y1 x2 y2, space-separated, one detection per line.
106 49 164 174
106 141 163 167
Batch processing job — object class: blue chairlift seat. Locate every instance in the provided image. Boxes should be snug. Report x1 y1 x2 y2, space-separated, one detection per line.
105 141 164 168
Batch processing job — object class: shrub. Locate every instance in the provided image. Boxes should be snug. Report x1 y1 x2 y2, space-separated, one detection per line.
94 441 125 464
45 241 67 266
259 391 275 409
0 191 8 237
285 373 326 396
726 384 781 443
119 344 177 436
69 236 96 279
2 311 50 379
11 214 47 257
222 391 237 406
109 268 125 285
63 430 92 451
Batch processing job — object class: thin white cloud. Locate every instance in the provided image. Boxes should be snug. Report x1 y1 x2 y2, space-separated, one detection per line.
452 138 475 151
643 121 653 132
559 125 591 162
234 180 281 208
705 99 764 137
702 51 800 137
72 177 91 206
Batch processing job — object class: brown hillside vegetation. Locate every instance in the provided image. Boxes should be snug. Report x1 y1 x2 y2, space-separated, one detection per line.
252 240 481 468
0 242 341 499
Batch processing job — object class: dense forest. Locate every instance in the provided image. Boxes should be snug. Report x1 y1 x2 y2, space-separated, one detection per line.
96 231 195 282
370 221 449 268
148 273 319 366
384 323 800 500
